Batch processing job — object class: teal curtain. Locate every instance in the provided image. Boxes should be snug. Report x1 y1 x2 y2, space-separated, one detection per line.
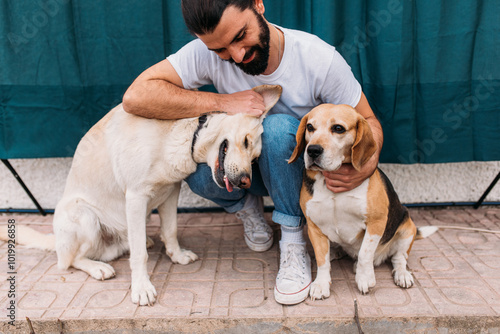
1 0 499 163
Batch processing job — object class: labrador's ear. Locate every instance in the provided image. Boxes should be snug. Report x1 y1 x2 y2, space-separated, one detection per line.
288 113 309 164
252 85 282 120
351 116 377 171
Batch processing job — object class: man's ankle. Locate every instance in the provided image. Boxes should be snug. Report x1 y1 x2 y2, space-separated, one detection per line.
280 225 305 245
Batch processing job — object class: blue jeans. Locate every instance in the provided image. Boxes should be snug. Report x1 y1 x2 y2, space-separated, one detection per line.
186 114 304 227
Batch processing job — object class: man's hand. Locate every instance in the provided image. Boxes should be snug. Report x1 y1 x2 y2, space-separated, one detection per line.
322 152 378 193
218 90 265 116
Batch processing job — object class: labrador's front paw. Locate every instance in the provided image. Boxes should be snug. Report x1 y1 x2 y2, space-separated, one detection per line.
169 248 198 265
131 278 157 306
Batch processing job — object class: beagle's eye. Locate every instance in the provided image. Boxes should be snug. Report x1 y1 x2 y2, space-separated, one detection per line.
306 124 315 132
332 124 346 134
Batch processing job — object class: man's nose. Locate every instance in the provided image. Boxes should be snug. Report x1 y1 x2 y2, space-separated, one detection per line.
228 45 246 63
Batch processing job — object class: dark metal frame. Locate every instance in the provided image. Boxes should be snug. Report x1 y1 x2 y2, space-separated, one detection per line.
474 171 500 209
2 159 46 216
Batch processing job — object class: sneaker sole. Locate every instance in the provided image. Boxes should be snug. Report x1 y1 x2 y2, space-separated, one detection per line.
244 235 273 252
274 283 311 305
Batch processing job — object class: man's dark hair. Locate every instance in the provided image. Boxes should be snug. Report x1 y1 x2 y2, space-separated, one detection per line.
181 0 255 35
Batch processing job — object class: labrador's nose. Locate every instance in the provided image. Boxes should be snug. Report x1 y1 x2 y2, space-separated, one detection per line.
307 145 324 159
238 174 251 189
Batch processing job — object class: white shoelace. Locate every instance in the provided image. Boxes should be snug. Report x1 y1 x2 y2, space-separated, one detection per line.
236 208 270 234
279 244 307 283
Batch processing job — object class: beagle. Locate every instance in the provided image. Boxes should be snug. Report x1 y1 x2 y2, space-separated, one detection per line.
289 104 437 299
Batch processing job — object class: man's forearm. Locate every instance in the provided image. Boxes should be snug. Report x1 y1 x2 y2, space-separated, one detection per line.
122 79 221 120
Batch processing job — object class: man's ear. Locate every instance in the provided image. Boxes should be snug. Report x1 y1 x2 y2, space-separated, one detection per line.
351 116 377 171
288 113 309 164
253 0 265 15
252 85 282 120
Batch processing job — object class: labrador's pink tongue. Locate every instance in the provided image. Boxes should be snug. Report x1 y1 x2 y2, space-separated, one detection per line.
225 176 233 192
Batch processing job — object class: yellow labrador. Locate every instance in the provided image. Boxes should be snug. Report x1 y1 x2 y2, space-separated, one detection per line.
5 85 282 306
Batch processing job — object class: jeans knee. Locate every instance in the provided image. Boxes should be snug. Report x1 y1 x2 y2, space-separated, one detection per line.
185 164 246 205
261 114 299 159
185 164 211 197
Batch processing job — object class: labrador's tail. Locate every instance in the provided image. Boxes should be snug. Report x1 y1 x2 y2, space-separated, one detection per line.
0 225 55 251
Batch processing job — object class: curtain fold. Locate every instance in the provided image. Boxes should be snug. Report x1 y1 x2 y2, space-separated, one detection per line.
0 0 498 162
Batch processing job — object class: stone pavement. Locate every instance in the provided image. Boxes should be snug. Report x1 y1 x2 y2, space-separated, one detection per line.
0 207 499 333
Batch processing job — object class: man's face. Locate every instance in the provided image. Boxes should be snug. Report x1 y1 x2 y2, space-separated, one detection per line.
196 5 271 76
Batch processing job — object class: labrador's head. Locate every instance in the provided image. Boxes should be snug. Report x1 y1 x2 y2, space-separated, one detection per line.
203 85 282 191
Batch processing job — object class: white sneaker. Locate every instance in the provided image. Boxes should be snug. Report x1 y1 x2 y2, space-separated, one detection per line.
274 241 312 305
235 195 273 252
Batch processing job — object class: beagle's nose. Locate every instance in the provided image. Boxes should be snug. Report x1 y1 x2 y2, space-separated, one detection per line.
307 145 324 159
238 174 251 189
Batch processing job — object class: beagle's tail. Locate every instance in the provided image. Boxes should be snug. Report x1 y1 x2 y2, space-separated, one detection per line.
416 225 500 240
416 226 439 240
0 225 55 251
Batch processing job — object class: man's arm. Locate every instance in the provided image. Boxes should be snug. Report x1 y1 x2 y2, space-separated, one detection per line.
122 59 265 120
322 92 383 193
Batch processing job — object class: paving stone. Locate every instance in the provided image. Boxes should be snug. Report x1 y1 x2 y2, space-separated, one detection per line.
1 207 499 333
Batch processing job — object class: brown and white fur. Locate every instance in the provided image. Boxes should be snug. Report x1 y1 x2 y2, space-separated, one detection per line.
288 104 437 299
2 85 282 306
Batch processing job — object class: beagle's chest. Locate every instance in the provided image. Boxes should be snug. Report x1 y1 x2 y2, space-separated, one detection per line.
304 173 369 247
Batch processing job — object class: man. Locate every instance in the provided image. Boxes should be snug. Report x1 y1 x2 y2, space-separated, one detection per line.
123 0 383 305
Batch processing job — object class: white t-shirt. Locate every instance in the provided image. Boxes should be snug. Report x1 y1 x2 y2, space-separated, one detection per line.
167 26 362 119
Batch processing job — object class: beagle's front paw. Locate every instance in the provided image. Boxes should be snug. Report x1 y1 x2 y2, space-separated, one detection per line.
355 265 376 294
309 278 331 301
393 268 414 289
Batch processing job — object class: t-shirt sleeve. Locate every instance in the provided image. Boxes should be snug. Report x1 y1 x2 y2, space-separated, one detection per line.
320 50 362 108
166 39 214 89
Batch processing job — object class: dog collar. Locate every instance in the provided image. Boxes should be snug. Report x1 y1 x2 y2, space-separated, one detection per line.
191 115 208 158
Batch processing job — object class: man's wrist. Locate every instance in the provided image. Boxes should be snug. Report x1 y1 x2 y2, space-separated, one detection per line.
211 92 227 114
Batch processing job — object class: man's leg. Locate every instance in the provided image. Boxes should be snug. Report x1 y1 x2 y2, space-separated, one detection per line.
186 113 312 305
259 114 312 305
185 161 273 251
185 164 249 213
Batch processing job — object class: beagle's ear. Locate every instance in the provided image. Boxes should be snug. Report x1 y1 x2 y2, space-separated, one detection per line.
252 85 282 120
288 114 309 164
351 116 377 171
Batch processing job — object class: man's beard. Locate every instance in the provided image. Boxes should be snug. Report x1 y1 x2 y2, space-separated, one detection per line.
226 10 270 76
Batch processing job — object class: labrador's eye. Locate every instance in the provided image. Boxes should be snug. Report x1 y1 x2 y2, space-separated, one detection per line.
306 124 315 132
244 136 249 149
332 125 346 134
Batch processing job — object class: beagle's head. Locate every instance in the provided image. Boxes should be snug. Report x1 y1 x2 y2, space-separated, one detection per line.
289 104 377 172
